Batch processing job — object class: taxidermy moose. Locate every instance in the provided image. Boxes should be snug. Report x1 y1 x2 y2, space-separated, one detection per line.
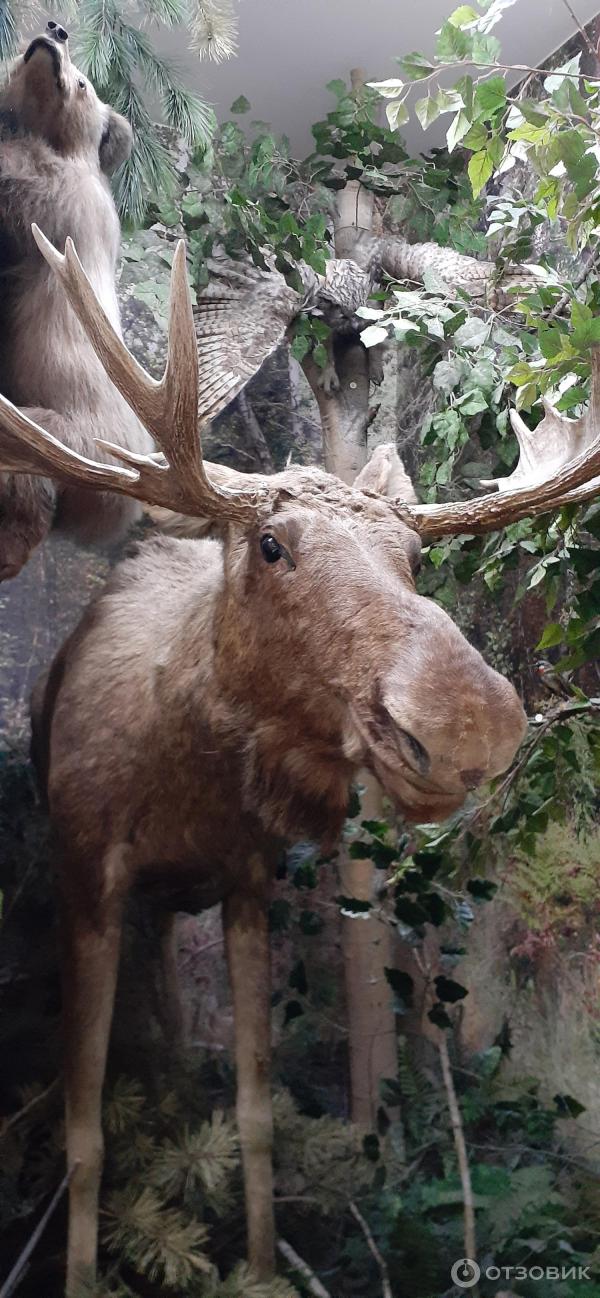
4 233 600 1294
0 23 151 579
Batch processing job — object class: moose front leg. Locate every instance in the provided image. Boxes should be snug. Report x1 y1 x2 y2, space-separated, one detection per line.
60 864 125 1297
223 854 274 1279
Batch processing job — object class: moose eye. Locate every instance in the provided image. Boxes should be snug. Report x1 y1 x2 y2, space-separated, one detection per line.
397 727 430 776
78 78 86 90
260 534 282 563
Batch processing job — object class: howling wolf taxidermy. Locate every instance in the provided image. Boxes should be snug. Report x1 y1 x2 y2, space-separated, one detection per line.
0 23 151 579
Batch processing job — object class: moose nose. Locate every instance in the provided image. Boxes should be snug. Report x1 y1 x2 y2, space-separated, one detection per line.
46 20 69 42
460 767 485 790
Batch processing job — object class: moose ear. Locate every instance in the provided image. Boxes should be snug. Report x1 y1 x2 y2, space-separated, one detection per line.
99 109 133 175
354 443 417 503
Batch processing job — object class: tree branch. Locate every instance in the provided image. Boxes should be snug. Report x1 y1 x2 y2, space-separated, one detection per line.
349 1201 393 1298
276 1238 331 1298
438 1038 477 1276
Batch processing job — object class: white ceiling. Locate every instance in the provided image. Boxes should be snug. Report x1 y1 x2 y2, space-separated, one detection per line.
29 0 600 155
163 0 600 154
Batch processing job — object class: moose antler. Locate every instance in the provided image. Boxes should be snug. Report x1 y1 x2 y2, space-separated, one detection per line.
401 351 600 538
0 229 269 522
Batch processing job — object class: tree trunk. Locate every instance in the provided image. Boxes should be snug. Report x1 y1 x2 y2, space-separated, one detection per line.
304 137 400 1128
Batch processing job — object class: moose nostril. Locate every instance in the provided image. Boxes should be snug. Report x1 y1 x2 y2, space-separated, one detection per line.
47 20 57 29
56 25 69 41
461 767 485 790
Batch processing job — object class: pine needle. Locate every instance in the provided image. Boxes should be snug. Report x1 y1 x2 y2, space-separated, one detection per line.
188 0 238 63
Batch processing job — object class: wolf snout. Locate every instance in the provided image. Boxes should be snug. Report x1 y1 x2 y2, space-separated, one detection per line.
46 21 69 42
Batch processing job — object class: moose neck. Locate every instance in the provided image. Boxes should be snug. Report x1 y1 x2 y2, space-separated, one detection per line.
202 542 358 848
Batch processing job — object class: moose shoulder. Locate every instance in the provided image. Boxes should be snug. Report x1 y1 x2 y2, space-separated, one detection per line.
7 233 600 1296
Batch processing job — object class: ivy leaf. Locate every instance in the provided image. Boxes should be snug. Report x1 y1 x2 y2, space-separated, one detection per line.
468 150 494 197
428 1002 452 1029
230 94 250 114
284 999 304 1025
434 975 469 1003
290 334 310 362
336 895 373 914
361 324 389 348
467 877 498 900
453 318 489 348
554 1093 586 1119
326 78 348 98
384 968 414 1006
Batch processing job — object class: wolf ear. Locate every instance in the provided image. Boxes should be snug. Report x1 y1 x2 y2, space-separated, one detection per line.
99 109 133 175
354 442 418 503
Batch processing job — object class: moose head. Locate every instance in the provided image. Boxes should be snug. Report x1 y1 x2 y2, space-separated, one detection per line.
0 230 532 839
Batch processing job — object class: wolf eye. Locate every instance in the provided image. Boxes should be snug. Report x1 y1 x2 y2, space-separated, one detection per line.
260 534 282 563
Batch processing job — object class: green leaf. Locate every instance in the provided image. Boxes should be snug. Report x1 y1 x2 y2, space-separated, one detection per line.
386 99 409 130
415 95 441 129
468 149 494 197
397 51 435 81
290 334 310 362
299 909 324 936
554 1093 586 1119
326 78 348 98
448 4 478 26
447 109 472 152
474 75 506 119
436 19 471 61
453 317 489 348
368 77 405 98
536 622 565 649
230 94 250 114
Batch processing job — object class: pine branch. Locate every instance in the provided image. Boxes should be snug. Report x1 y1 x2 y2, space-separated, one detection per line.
0 0 17 60
188 0 238 62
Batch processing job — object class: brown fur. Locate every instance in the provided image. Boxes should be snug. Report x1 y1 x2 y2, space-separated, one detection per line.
0 30 152 579
31 452 527 1293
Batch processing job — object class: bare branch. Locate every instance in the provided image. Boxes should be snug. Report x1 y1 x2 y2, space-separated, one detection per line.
277 1238 332 1298
349 1201 393 1298
438 1038 477 1279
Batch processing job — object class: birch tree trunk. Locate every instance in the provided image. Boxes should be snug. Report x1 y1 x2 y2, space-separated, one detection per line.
304 123 400 1127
